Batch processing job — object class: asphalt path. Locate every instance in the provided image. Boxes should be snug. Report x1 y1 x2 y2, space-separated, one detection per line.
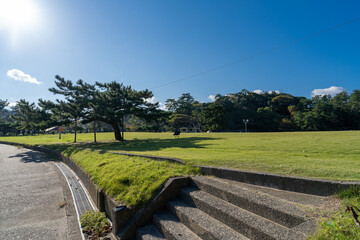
0 144 81 240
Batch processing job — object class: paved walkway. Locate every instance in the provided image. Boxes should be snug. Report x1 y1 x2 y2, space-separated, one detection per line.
0 144 81 240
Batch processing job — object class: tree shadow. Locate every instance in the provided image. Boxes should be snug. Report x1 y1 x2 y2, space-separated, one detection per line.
9 150 53 163
38 136 218 157
84 136 216 152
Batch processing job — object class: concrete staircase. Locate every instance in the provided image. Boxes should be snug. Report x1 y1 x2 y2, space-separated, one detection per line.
136 176 322 240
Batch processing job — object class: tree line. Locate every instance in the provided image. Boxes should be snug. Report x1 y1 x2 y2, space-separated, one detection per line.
165 90 360 132
1 76 360 141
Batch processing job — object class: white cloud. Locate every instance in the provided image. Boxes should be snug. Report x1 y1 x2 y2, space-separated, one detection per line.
144 97 167 110
8 102 17 107
253 89 264 94
158 102 166 110
208 94 216 102
4 102 16 110
7 69 42 85
253 90 280 94
144 96 156 104
311 86 345 97
268 90 280 94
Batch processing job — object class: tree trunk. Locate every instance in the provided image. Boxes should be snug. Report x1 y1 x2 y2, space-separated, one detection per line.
111 123 122 141
93 121 97 143
121 116 125 141
74 120 77 143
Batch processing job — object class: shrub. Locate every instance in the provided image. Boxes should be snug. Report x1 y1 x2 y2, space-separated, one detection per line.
80 210 111 238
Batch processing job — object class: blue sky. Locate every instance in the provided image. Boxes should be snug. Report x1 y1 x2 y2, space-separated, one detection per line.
0 0 359 107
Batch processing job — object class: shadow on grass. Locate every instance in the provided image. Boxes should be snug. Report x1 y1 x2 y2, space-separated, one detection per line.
86 137 215 152
9 150 53 164
45 136 217 157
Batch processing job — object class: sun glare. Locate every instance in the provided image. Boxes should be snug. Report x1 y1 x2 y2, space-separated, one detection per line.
0 0 40 41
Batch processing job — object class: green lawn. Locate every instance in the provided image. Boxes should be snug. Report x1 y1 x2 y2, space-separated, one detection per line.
1 131 360 181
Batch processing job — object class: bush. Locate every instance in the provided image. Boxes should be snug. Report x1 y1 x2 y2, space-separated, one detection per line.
80 210 111 238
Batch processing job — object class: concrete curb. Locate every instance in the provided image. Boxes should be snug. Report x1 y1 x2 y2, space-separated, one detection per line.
197 165 360 196
109 151 185 165
88 148 185 165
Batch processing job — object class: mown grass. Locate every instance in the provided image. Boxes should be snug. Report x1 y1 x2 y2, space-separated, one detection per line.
1 131 360 181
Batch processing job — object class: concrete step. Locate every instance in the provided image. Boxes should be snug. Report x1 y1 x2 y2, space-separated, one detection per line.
153 211 202 240
167 197 249 240
180 186 306 240
136 224 165 240
191 175 305 228
209 176 326 206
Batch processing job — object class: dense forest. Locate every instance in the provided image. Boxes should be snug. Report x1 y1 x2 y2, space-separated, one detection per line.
1 76 360 139
162 90 360 132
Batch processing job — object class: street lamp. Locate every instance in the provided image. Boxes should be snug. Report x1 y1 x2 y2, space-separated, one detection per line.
243 119 249 133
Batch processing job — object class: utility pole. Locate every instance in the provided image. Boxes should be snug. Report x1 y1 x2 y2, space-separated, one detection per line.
243 119 249 133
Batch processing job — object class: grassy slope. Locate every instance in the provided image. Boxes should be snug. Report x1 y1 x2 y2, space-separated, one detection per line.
2 131 360 181
54 145 199 207
58 146 199 207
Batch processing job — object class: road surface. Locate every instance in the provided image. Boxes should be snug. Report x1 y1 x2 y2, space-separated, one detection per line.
0 144 81 240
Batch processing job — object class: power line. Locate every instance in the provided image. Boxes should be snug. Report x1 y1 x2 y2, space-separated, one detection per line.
150 17 360 90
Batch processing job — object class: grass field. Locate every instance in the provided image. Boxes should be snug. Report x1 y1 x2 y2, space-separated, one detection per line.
1 131 360 181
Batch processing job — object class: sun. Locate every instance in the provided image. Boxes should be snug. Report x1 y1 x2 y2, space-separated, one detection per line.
0 0 40 33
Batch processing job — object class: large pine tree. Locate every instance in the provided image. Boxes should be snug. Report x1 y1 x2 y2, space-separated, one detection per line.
93 81 161 141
